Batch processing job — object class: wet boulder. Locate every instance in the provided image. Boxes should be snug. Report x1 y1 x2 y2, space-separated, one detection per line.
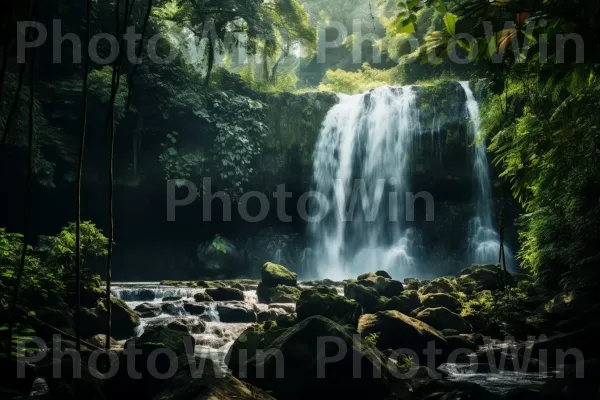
419 277 459 296
183 302 207 315
296 287 363 327
218 302 257 323
226 322 288 374
416 307 473 334
81 298 140 339
206 287 245 301
193 292 214 302
135 302 161 318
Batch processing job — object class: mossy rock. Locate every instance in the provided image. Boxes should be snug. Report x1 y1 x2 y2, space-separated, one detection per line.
419 277 459 296
193 292 214 302
344 282 380 313
459 264 510 291
420 293 462 313
205 287 245 301
226 322 287 374
261 262 297 287
153 357 276 400
81 298 140 339
240 316 409 399
297 287 363 327
358 271 392 280
416 307 473 334
382 290 422 315
257 282 301 304
404 278 421 291
127 324 194 357
358 310 447 366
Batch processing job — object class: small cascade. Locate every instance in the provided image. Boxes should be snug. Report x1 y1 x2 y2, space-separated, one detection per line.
273 249 282 264
308 86 421 280
460 82 513 269
111 285 204 302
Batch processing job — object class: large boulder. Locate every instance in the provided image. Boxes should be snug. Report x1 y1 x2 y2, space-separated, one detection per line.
344 282 381 312
419 277 459 296
356 272 404 297
382 290 421 314
239 316 410 399
135 302 161 318
458 264 510 291
193 292 214 302
81 298 140 339
217 302 257 323
205 287 245 301
154 358 276 400
420 293 462 313
416 307 472 333
226 322 288 374
530 324 600 367
358 310 447 366
296 287 363 327
261 262 298 287
257 282 301 304
183 302 207 315
538 359 600 399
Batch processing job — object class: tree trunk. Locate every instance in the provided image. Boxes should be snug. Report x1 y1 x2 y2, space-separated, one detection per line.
0 56 27 156
75 0 92 354
204 38 214 86
6 0 37 357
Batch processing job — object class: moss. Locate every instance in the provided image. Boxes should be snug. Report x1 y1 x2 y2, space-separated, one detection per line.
257 282 302 304
382 290 422 314
296 288 363 327
420 293 463 313
344 283 380 313
226 323 287 374
205 287 245 301
416 307 472 333
261 262 298 287
358 311 447 365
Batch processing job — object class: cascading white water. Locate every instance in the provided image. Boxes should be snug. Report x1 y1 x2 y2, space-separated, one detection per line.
308 86 422 280
460 82 513 269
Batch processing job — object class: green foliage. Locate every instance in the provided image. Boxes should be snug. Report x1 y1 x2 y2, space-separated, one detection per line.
212 234 228 254
0 228 55 295
43 221 108 279
482 77 600 290
363 332 380 348
318 63 403 93
461 280 536 331
0 324 38 357
88 67 130 121
195 91 268 195
159 131 206 183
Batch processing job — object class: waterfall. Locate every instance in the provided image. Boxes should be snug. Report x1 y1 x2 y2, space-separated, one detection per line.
460 82 513 269
308 86 421 280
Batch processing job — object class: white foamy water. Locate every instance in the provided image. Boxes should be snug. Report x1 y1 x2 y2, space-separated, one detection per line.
308 86 422 280
460 82 514 270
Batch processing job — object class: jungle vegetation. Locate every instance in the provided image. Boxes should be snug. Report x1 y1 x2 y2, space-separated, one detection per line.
0 0 598 360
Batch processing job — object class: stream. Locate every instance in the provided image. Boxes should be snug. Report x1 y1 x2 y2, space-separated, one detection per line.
110 283 550 395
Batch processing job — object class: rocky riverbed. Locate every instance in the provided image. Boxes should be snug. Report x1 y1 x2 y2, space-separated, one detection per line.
3 262 600 399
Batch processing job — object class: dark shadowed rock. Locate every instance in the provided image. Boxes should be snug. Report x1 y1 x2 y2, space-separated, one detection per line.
358 310 447 366
239 316 410 399
296 287 363 327
218 302 257 323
